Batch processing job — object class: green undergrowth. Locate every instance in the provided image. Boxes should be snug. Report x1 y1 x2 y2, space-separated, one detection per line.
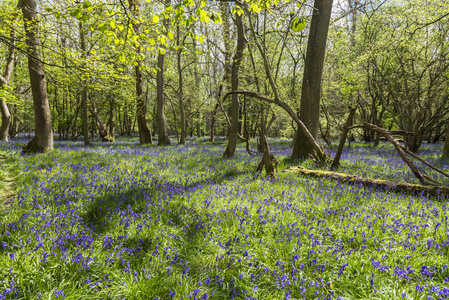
0 138 449 299
0 149 21 206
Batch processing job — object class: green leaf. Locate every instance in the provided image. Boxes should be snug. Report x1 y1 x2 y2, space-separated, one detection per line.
110 20 116 29
291 17 306 32
69 9 81 18
153 15 160 23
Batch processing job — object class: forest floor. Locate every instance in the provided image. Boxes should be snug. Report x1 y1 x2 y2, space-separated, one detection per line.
0 149 19 207
0 137 449 299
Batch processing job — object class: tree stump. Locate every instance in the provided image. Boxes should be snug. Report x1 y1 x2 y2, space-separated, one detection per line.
257 135 278 178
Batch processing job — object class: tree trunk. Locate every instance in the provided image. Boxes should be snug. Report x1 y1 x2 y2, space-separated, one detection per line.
107 96 115 138
223 12 246 158
442 120 449 158
129 0 152 145
78 3 89 146
331 107 357 169
210 102 219 143
292 0 333 158
156 0 171 146
177 26 186 145
19 0 53 153
90 98 112 142
0 13 18 142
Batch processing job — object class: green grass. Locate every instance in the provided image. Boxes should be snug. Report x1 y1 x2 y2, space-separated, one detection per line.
0 138 448 299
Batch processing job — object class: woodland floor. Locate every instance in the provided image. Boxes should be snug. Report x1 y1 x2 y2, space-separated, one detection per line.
0 137 449 300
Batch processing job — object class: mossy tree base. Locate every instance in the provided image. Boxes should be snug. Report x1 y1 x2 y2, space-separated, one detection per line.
22 137 45 154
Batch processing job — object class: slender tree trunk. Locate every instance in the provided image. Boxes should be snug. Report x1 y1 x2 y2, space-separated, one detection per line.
107 96 115 138
292 0 333 158
210 85 223 143
129 0 152 144
156 0 171 145
78 3 89 146
442 120 449 158
19 0 53 153
177 26 186 145
0 13 18 142
223 12 246 157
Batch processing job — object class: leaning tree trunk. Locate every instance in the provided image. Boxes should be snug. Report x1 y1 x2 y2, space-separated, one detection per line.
20 0 53 153
130 0 152 144
223 12 246 158
292 0 333 159
0 13 18 142
90 99 112 142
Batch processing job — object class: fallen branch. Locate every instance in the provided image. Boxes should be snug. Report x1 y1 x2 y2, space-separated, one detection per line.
350 123 427 184
402 147 449 179
224 90 326 163
285 166 449 197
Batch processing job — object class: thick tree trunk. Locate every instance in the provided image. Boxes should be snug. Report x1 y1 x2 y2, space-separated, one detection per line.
0 101 11 141
0 13 17 142
20 0 53 153
156 0 171 146
292 0 333 158
258 104 268 153
130 0 152 145
223 13 246 158
78 6 90 146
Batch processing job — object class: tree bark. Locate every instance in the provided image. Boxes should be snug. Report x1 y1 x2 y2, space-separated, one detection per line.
129 0 152 144
0 13 18 142
177 26 186 145
225 91 326 162
223 12 246 158
292 0 333 158
286 166 449 197
78 2 89 146
90 98 112 142
331 107 357 169
442 120 449 158
156 0 171 146
352 123 427 184
19 0 53 153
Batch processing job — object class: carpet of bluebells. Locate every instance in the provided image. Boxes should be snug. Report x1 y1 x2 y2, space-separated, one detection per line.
1 137 449 300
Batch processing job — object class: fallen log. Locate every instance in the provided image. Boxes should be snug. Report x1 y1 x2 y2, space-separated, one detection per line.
285 166 449 197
